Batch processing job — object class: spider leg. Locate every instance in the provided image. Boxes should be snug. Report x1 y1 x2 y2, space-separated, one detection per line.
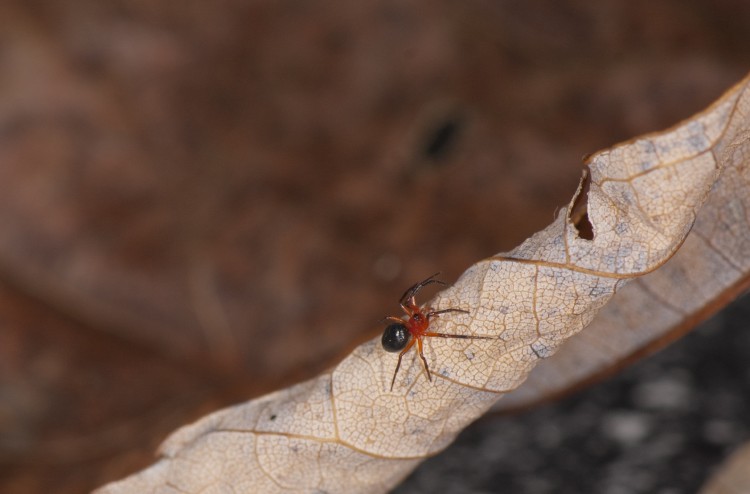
425 308 470 318
399 301 415 315
415 336 432 382
390 338 416 391
381 316 406 325
398 273 446 306
424 331 495 340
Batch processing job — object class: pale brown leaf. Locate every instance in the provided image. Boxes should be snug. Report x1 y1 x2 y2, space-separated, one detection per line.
701 442 750 494
96 74 750 493
497 73 750 410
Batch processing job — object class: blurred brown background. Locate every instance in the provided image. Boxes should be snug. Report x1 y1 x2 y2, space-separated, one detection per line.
0 1 747 493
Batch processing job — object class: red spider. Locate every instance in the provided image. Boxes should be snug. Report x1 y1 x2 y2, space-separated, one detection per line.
381 273 493 391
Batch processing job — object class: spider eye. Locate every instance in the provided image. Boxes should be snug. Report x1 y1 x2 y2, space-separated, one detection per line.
381 323 410 352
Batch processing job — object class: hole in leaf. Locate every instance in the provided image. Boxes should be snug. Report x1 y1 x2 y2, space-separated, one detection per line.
570 168 594 240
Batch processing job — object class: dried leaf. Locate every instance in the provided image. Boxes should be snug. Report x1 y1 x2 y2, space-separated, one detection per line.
497 72 750 410
700 442 750 494
96 75 750 493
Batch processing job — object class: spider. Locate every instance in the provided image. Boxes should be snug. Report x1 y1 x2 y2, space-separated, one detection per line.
381 273 493 391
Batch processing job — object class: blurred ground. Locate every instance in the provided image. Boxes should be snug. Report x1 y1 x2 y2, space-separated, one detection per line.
0 1 747 493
